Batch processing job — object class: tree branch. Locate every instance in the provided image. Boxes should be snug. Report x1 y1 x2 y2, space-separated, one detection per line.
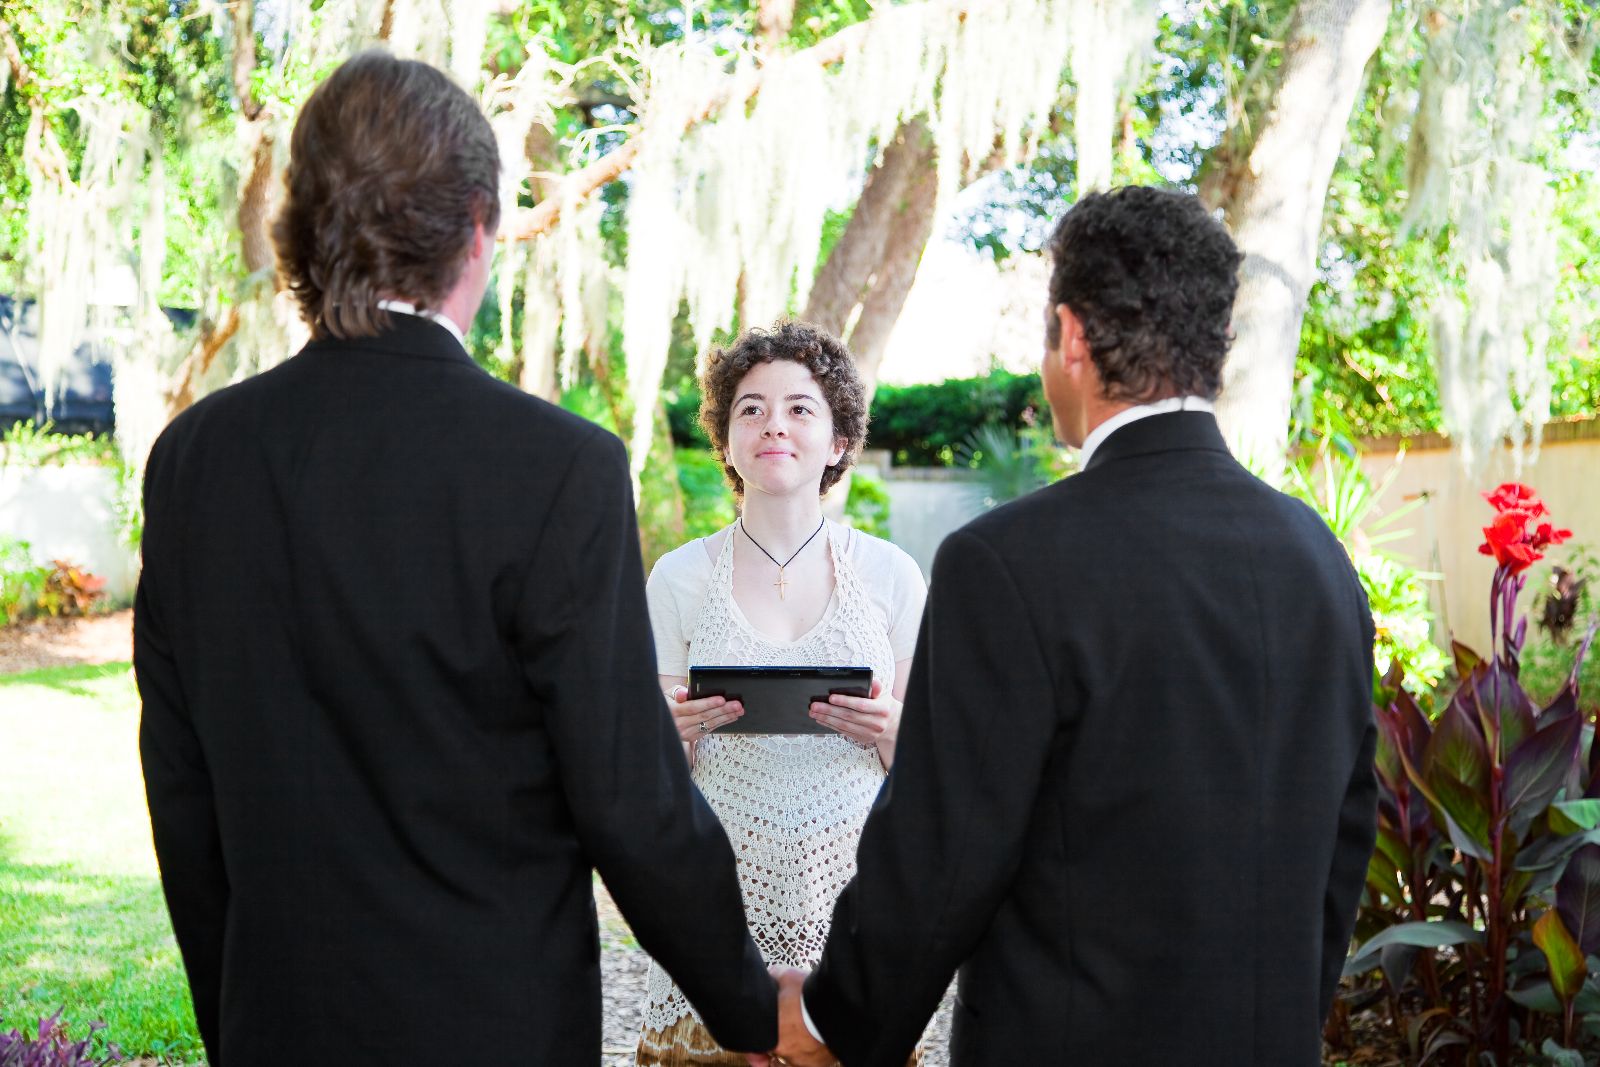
502 0 977 243
232 0 263 122
1 19 35 98
166 306 242 415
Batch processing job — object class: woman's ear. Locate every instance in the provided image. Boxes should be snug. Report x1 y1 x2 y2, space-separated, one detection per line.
830 437 847 467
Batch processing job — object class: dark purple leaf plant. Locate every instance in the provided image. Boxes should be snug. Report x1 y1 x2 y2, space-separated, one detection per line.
1346 484 1600 1065
0 1012 124 1067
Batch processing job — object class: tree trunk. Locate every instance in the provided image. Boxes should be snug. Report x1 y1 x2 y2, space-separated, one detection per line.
841 134 938 402
518 341 557 400
803 117 936 390
232 0 274 276
1211 0 1392 478
168 0 276 419
804 119 939 520
236 126 277 276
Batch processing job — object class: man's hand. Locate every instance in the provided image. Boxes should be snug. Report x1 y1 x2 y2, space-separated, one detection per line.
771 966 837 1067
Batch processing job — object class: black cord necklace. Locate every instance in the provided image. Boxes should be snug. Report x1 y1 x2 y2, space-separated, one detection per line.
739 517 825 601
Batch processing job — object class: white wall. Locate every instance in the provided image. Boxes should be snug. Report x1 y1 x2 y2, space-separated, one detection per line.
0 463 138 602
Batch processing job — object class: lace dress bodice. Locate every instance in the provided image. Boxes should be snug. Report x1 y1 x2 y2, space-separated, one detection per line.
640 522 901 1043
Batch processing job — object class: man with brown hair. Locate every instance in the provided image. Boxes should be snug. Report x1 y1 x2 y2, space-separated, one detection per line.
136 51 775 1065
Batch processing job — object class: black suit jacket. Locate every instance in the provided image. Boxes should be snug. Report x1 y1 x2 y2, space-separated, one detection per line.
135 315 775 1064
805 411 1377 1065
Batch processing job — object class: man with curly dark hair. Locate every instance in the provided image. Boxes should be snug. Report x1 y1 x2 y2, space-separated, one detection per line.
135 52 775 1066
773 187 1377 1067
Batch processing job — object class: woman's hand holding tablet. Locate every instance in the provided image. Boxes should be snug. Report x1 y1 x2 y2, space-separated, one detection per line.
688 666 873 735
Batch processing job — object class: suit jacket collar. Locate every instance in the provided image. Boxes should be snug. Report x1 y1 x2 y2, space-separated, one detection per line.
1082 410 1232 473
301 310 477 367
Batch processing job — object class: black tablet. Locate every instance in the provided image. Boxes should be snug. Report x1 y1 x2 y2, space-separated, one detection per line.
688 665 873 735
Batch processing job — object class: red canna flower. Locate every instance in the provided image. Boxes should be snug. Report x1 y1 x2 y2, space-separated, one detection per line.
1533 523 1573 550
1482 482 1549 517
1477 486 1571 576
1479 511 1543 574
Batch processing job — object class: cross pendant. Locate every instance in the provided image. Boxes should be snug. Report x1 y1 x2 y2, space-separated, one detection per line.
774 567 789 600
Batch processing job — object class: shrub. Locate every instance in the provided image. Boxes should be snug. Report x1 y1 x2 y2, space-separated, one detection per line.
1286 442 1449 693
0 538 49 627
37 561 107 618
0 421 117 469
0 1012 124 1066
864 369 1044 466
952 420 1077 509
676 447 736 542
844 467 890 540
1341 482 1599 1065
109 454 143 551
1521 549 1600 713
0 543 105 625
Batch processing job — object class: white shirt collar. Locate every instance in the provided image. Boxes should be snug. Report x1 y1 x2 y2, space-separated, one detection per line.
1078 396 1215 469
375 299 467 348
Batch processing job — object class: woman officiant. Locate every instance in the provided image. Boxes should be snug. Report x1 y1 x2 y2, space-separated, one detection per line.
636 322 928 1066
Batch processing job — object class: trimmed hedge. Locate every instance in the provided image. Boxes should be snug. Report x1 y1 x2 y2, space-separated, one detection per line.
666 368 1046 467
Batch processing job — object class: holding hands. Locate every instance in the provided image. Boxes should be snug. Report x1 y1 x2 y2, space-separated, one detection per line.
745 967 836 1067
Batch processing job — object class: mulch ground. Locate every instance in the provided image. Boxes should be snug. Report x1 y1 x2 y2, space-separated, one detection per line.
0 608 133 674
5 615 1390 1065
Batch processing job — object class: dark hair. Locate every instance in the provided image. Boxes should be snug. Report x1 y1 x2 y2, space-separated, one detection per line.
1044 186 1241 402
272 51 501 340
699 321 869 498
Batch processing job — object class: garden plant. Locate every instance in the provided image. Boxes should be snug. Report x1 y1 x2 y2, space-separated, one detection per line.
1344 483 1600 1065
0 1012 124 1067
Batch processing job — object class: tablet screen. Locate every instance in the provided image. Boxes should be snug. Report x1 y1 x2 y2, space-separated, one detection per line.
688 665 873 735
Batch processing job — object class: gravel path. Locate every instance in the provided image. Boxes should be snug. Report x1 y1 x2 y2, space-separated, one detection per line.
597 882 955 1065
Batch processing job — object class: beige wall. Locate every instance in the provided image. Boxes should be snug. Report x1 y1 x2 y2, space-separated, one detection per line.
860 450 987 578
1357 418 1600 655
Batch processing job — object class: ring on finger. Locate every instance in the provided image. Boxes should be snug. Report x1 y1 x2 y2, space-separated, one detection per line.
699 720 710 733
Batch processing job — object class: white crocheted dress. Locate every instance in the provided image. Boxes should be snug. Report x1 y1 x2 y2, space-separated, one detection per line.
637 521 926 1065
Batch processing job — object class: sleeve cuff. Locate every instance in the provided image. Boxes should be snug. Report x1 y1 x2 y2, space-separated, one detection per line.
801 993 824 1043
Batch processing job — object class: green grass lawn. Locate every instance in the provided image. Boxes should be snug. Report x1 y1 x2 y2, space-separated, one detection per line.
0 662 204 1063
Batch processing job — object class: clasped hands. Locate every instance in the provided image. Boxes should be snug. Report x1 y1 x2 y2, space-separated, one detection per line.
744 966 836 1067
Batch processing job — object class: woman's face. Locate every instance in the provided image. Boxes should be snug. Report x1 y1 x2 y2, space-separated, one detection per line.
725 359 846 501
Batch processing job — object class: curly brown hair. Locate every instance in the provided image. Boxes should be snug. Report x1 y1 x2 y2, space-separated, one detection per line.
1045 186 1241 402
698 322 869 498
272 51 501 340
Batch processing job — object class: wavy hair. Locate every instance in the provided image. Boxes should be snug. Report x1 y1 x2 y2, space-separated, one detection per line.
272 51 501 340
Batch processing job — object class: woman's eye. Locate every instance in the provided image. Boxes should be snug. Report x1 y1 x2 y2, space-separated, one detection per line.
791 405 812 417
740 405 761 416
